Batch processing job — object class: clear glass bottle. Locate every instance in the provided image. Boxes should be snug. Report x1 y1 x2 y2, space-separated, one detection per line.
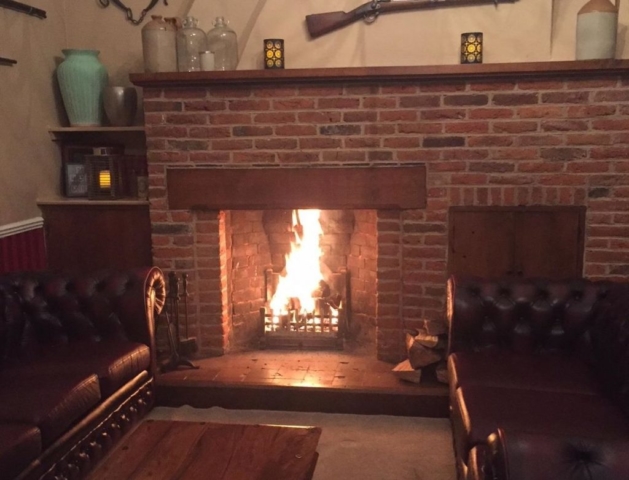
176 16 208 72
206 16 239 71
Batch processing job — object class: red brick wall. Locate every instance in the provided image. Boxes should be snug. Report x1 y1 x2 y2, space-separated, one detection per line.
145 74 629 361
349 210 378 345
230 211 270 350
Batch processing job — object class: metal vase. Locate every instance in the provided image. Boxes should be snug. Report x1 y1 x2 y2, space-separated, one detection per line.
103 87 138 127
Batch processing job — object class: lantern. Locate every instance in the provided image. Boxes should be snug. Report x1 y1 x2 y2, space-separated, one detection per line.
461 32 483 64
264 39 284 69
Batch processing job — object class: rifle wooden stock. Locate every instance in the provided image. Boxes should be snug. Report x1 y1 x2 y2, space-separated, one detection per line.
306 0 519 39
306 11 356 39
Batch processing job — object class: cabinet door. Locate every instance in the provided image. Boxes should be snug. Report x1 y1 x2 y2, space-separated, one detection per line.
43 204 152 273
448 210 514 277
514 209 584 279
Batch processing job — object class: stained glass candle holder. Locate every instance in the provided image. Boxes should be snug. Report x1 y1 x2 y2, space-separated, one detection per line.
461 32 483 64
264 39 284 69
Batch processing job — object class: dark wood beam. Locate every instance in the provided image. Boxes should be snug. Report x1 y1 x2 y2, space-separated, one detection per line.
167 166 427 210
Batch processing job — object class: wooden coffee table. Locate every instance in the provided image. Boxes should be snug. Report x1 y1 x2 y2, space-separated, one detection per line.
88 419 322 480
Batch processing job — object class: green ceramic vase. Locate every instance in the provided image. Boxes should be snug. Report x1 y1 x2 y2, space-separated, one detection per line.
57 49 108 127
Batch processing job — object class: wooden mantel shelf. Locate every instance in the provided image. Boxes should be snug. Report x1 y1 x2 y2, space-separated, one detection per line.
130 60 629 88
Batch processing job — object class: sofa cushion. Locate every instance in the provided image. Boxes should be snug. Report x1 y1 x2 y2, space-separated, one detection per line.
0 373 101 446
589 283 629 416
447 276 613 356
488 428 629 480
448 351 599 397
1 341 150 397
0 423 41 480
69 341 151 396
454 385 629 456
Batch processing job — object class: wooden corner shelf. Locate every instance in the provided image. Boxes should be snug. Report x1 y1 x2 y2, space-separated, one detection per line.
48 126 146 141
37 198 149 207
41 125 152 273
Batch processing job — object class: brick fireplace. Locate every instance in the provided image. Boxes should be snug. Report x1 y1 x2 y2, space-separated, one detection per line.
132 60 629 362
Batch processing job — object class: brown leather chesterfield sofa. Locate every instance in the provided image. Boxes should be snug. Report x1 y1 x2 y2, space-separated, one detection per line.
447 275 629 480
0 267 166 480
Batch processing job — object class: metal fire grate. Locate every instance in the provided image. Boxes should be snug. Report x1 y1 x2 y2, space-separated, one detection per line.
260 267 348 349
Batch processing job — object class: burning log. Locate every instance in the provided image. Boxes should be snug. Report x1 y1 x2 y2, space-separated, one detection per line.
313 280 331 299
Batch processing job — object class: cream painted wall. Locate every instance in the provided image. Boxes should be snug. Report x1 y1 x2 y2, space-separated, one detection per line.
0 1 67 225
65 0 628 75
189 0 629 69
1 0 627 228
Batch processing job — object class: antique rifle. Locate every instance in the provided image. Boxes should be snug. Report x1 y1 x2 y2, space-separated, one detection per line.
306 0 518 39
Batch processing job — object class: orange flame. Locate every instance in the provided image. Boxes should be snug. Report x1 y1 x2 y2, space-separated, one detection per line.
270 209 323 315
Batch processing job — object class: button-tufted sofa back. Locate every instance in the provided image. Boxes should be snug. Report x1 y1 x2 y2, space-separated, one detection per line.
0 268 166 364
447 275 614 357
589 283 629 414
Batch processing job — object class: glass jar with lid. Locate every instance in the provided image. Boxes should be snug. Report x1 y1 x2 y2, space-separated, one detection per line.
176 16 208 72
206 16 239 71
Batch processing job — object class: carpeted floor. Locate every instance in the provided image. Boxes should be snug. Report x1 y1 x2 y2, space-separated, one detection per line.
149 406 456 480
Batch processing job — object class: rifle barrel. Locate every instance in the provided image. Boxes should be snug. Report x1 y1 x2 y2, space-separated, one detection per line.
379 0 517 14
306 0 518 39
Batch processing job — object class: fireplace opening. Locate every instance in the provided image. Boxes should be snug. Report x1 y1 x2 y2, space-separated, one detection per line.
223 209 377 353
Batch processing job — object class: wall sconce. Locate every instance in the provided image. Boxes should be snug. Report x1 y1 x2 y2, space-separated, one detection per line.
461 32 483 64
264 39 284 69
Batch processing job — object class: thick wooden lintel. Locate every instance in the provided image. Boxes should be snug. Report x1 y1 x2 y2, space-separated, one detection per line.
167 166 426 210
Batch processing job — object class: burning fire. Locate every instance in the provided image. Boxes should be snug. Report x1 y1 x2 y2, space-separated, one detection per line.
264 209 342 338
270 209 324 316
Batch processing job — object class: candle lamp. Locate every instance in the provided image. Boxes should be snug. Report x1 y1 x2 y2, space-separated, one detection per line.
99 170 112 190
86 149 127 199
264 39 284 69
461 32 483 64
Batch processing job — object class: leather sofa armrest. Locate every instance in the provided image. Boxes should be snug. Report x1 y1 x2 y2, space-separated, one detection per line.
466 444 492 480
488 428 629 480
118 267 166 375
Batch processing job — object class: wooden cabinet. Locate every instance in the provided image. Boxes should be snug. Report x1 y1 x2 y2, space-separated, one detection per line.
448 207 585 279
40 201 152 273
40 127 152 274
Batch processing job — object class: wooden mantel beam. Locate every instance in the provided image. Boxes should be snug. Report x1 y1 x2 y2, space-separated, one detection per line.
131 60 629 88
167 166 427 211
